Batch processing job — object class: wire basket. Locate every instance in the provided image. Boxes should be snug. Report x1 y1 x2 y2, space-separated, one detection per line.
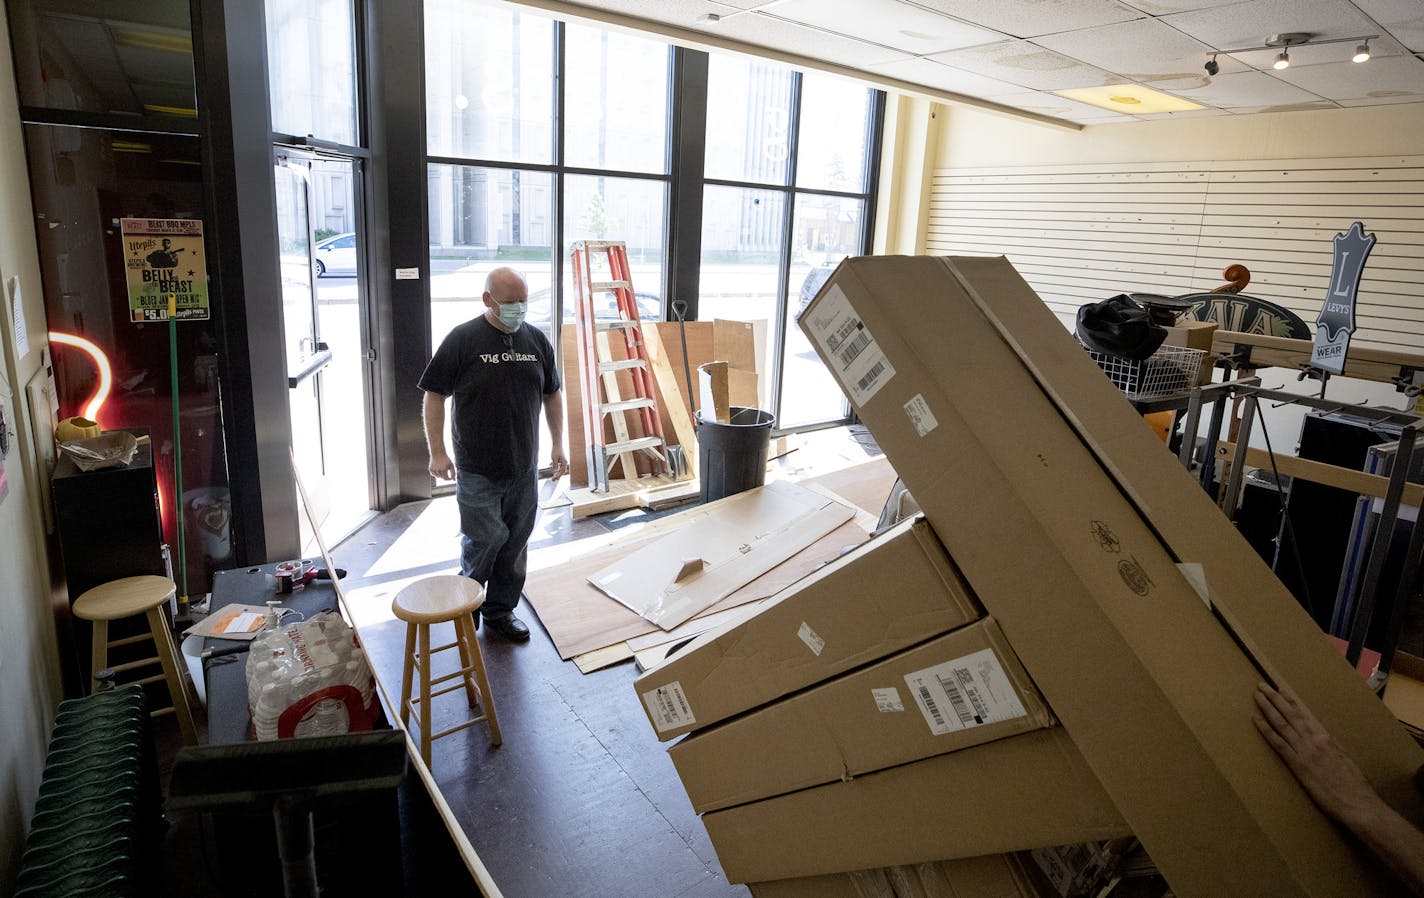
1084 344 1207 400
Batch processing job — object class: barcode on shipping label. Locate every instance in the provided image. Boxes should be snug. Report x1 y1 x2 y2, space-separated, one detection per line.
904 648 1028 737
904 394 939 437
797 621 826 656
803 285 894 405
642 681 696 733
872 687 904 713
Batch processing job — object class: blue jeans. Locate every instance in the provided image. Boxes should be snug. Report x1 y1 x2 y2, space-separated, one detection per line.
455 468 538 618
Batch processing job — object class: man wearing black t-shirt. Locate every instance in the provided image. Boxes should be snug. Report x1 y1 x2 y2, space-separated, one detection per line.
419 267 569 642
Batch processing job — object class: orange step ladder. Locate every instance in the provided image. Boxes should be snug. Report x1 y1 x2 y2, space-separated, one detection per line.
570 240 669 492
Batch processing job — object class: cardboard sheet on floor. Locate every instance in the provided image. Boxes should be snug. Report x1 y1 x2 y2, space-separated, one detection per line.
526 513 869 661
586 481 855 629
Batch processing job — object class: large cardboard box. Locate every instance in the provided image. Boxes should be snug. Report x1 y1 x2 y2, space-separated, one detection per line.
704 728 1128 884
671 617 1051 812
798 255 1424 897
748 853 1044 898
635 515 979 741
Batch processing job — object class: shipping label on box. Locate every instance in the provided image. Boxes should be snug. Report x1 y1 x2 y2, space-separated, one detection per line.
669 618 1051 813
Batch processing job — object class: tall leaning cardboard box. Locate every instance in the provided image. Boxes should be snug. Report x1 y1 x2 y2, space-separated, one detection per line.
797 255 1424 898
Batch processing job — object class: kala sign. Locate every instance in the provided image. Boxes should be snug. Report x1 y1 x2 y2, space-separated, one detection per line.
1312 221 1375 374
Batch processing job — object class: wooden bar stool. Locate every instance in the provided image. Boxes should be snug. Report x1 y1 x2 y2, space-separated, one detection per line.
392 575 502 766
72 575 197 744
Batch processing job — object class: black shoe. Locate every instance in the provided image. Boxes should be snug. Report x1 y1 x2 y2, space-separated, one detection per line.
481 612 530 643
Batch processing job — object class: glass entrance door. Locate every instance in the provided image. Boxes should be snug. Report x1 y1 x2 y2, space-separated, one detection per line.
274 149 373 548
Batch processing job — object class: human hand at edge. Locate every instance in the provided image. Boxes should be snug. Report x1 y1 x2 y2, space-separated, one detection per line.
1253 681 1385 828
429 451 456 482
548 447 570 479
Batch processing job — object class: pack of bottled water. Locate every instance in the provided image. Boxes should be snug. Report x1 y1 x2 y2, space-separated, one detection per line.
245 612 377 740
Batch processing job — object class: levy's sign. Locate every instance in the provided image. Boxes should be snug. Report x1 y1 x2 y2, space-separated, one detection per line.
1312 222 1375 374
121 218 210 323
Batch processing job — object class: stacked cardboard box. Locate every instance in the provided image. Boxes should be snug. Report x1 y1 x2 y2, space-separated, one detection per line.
635 255 1424 896
746 852 1046 898
780 255 1424 896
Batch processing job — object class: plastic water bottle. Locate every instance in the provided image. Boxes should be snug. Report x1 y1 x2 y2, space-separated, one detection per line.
254 682 282 741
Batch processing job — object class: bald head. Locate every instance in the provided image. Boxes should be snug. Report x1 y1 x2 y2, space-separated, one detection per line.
485 267 527 301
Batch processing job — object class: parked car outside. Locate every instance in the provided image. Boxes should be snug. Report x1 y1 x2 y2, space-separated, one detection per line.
313 232 358 277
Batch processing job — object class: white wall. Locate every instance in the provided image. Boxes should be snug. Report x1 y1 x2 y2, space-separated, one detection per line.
921 102 1424 447
0 3 63 890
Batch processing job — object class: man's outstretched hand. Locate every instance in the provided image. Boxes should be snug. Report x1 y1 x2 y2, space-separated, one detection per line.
1253 682 1382 827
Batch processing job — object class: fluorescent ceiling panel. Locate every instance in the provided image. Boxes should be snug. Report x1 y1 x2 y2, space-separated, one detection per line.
1036 17 1249 83
1055 83 1206 113
910 0 1143 40
1162 0 1383 51
1273 55 1424 101
769 0 1003 55
1168 69 1328 107
865 57 1027 96
929 39 1118 90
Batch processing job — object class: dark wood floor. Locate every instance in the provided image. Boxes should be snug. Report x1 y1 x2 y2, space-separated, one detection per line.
331 492 747 898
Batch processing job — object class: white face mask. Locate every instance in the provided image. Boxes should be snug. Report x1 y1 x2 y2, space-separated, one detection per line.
496 301 527 329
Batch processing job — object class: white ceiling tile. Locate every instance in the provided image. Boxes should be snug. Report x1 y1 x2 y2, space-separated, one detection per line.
1273 54 1424 101
990 90 1133 120
1165 69 1328 106
1227 35 1411 70
864 57 1028 96
910 0 1143 40
928 39 1119 90
768 0 1003 55
1352 0 1424 53
1036 17 1250 84
1116 0 1247 12
560 0 753 29
1162 0 1384 52
1227 100 1341 113
711 11 908 66
1338 93 1424 106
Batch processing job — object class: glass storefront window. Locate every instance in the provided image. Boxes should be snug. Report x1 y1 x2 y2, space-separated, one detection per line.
424 0 554 164
266 0 358 145
24 125 230 590
699 185 785 387
564 24 669 174
704 55 793 186
561 175 667 323
780 193 865 428
795 73 872 193
7 0 197 117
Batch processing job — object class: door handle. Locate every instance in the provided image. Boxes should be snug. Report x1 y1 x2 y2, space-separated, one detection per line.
288 342 332 388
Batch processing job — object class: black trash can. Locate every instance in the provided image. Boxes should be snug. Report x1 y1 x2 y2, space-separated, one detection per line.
696 406 775 503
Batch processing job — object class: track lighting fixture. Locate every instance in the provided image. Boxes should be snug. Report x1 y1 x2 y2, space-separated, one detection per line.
1206 32 1379 71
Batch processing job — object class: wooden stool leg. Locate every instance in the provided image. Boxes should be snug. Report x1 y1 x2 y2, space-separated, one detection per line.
465 626 501 747
147 606 197 745
418 623 433 765
89 619 109 696
455 615 479 709
399 623 416 728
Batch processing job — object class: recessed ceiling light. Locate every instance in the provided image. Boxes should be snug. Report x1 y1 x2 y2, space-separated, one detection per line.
1055 84 1204 115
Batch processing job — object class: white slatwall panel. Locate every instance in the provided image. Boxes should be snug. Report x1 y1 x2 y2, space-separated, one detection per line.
926 156 1424 352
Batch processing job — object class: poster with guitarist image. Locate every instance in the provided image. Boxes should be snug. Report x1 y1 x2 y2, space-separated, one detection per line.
121 218 210 322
